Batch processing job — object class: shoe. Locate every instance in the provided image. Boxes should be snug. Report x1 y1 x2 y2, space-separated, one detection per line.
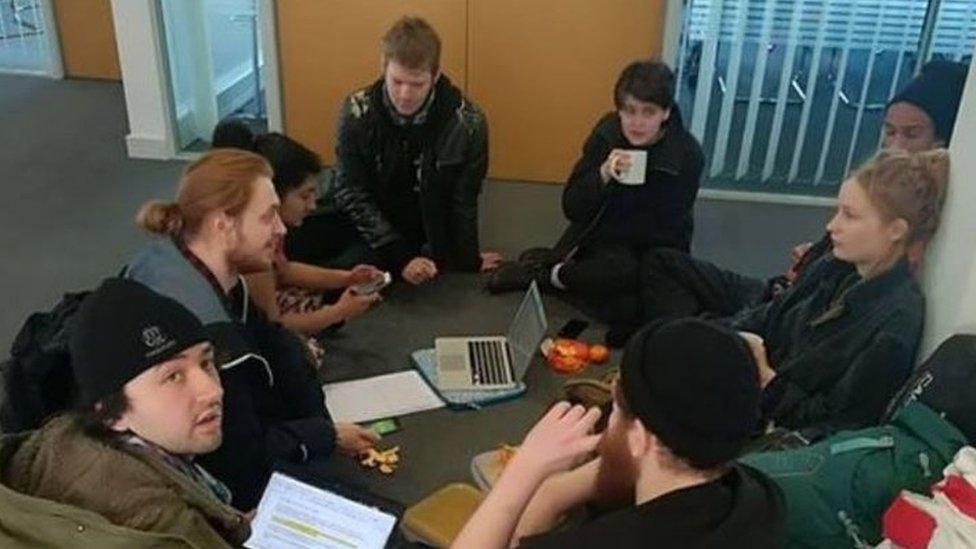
517 247 561 266
605 322 640 348
563 378 612 409
486 260 550 294
563 372 617 433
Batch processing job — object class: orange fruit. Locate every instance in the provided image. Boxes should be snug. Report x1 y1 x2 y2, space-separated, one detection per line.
588 344 610 363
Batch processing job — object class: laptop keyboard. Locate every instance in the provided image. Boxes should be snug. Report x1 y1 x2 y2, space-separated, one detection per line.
468 340 511 386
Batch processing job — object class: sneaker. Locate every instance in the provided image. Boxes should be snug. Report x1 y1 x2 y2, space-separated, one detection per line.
563 376 615 409
563 373 618 433
605 322 640 348
486 260 550 294
517 247 561 266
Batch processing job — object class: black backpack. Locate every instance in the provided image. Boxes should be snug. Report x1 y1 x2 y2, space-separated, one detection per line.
0 292 88 433
884 333 976 444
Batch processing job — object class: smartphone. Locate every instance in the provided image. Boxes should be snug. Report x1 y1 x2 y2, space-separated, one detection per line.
352 271 392 295
366 418 400 436
557 319 589 339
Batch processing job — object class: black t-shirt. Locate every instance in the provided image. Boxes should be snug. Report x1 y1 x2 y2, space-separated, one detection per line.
518 465 784 549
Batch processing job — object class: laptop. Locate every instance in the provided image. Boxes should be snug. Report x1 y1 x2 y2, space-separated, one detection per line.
434 281 548 391
246 471 402 549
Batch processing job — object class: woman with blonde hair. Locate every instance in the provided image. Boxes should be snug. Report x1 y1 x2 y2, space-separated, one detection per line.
735 148 950 441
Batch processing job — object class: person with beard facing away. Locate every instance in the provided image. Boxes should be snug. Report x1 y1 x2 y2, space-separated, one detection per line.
453 318 785 549
0 279 249 547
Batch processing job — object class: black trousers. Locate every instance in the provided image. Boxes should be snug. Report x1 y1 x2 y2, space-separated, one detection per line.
638 248 767 322
285 210 385 270
556 244 642 325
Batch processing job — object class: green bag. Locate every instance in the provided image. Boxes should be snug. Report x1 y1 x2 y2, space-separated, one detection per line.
740 402 967 548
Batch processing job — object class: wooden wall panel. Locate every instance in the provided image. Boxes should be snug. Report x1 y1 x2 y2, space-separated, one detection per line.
468 0 665 182
276 0 467 165
53 0 121 80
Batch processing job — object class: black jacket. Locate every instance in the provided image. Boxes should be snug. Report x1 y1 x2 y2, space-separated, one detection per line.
332 75 489 273
520 464 784 549
732 255 924 439
126 239 336 511
555 109 703 257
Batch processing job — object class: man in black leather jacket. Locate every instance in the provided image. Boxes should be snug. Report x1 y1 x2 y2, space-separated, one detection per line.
293 16 499 285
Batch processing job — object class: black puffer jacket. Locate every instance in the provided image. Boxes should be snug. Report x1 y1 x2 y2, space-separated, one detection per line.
554 108 703 257
732 255 925 439
332 75 488 273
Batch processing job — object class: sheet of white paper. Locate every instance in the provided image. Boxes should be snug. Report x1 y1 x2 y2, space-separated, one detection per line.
619 149 648 185
323 370 445 423
245 473 396 549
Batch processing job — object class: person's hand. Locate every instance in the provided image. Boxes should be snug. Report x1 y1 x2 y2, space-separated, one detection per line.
402 257 438 285
334 287 381 320
739 332 776 388
335 422 381 457
347 264 383 286
789 242 814 267
480 251 504 272
509 402 602 481
244 509 257 523
599 149 633 183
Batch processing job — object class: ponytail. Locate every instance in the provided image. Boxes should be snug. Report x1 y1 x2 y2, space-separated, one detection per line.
134 149 273 238
135 200 184 237
853 148 950 246
908 149 950 244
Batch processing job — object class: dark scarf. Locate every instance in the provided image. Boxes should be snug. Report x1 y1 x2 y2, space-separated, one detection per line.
120 432 234 505
381 81 437 127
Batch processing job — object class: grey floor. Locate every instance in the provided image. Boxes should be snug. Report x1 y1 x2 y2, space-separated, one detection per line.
0 73 831 502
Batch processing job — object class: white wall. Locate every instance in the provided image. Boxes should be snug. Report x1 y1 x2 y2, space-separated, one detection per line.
110 0 174 159
920 55 976 358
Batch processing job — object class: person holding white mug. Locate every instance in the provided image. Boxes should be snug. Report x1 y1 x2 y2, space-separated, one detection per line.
489 60 704 341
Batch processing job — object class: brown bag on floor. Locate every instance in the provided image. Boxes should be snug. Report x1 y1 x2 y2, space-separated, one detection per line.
401 483 484 548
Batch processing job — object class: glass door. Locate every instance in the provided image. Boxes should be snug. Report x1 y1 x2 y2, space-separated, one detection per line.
158 0 268 152
0 0 58 75
674 0 975 197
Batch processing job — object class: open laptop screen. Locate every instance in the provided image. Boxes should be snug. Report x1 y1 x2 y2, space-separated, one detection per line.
506 281 548 380
246 472 398 548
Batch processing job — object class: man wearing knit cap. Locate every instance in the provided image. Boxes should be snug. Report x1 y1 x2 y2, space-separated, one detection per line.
454 318 785 549
884 60 969 152
0 278 250 547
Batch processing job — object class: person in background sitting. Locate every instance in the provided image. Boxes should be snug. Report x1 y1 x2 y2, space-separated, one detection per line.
212 121 382 340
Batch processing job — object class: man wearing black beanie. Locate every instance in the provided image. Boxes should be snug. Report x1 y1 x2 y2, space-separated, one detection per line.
885 60 969 152
454 318 785 549
0 278 250 547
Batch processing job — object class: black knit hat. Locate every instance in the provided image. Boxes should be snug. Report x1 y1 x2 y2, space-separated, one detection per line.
69 278 208 406
619 318 761 469
889 60 969 144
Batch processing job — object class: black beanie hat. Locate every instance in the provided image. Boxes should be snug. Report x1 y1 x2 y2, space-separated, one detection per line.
619 318 761 470
889 60 969 144
69 278 208 406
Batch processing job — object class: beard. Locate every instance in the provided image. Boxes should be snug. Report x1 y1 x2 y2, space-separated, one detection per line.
595 423 639 503
228 243 273 274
